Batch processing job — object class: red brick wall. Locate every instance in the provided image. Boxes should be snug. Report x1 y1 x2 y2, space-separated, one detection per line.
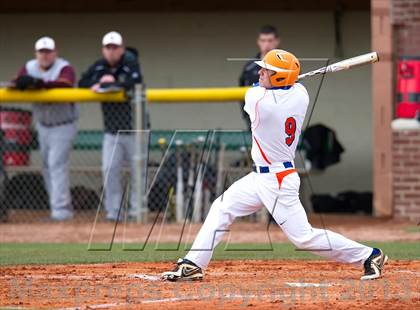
393 127 420 221
392 0 420 56
390 1 420 221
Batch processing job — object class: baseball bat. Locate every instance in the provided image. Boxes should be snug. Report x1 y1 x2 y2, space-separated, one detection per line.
298 52 379 80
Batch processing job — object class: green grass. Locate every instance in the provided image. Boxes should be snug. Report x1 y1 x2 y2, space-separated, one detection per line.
1 241 419 266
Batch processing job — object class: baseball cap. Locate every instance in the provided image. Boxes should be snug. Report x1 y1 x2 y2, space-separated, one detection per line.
102 31 123 46
35 36 55 51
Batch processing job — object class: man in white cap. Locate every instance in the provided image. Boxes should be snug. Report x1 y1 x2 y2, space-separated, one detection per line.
79 31 144 221
11 36 78 221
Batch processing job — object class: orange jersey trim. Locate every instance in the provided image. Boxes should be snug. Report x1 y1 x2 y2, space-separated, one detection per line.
275 168 297 189
253 136 272 165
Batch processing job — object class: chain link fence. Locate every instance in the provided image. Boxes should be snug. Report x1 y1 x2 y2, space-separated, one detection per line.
1 103 369 225
0 108 268 223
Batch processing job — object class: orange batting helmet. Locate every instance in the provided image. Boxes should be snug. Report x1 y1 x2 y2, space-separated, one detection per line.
255 49 300 87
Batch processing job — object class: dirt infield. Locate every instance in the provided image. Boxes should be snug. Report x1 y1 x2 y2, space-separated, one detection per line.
1 260 419 309
1 215 418 309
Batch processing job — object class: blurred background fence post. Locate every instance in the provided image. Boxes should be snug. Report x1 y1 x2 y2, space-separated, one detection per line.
133 83 148 223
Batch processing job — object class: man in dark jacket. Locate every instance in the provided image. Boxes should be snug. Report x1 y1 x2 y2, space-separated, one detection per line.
79 31 143 221
239 25 280 128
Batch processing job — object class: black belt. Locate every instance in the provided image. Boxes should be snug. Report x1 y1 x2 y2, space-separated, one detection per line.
40 119 75 128
252 161 293 173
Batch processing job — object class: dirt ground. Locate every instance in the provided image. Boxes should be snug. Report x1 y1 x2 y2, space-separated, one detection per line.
1 215 419 309
1 214 419 243
1 260 419 309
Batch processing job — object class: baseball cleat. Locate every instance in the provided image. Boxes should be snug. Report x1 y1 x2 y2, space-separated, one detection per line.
361 248 388 280
161 258 203 282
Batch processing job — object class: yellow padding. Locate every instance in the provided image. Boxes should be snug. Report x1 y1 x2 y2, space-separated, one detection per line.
0 87 250 103
0 88 126 103
148 87 249 102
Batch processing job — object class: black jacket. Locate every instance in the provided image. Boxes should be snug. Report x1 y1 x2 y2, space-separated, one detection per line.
78 48 143 134
238 53 261 128
302 124 345 170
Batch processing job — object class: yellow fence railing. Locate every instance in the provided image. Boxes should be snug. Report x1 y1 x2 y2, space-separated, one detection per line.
0 88 126 103
147 87 248 102
0 87 250 103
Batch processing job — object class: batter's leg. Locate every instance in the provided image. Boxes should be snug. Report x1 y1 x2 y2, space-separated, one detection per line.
184 172 264 269
162 172 264 281
261 172 373 265
277 204 372 264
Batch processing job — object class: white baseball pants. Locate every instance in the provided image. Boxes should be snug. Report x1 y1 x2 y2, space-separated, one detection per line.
37 122 77 220
185 169 373 269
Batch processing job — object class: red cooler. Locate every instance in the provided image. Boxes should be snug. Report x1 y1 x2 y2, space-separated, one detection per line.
0 108 32 166
396 56 420 118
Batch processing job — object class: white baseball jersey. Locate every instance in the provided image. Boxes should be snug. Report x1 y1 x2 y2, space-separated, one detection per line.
244 83 309 166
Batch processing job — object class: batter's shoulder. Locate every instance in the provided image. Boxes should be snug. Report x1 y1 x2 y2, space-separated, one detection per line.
293 82 310 105
294 82 309 95
245 85 266 102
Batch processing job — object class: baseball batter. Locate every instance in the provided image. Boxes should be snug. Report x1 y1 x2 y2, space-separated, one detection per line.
162 49 388 282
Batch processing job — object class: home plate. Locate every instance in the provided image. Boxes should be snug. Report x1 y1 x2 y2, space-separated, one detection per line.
285 282 333 288
129 273 161 281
